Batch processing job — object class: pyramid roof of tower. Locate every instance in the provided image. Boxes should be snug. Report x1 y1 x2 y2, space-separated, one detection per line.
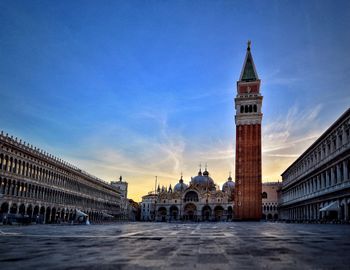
239 42 259 82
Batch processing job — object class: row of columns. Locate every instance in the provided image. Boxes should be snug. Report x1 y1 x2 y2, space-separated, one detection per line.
283 199 350 221
0 153 117 203
0 201 114 224
0 177 115 211
285 128 349 182
285 159 350 202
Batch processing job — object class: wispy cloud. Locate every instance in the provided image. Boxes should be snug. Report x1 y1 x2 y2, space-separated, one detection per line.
263 68 300 86
262 103 325 180
61 102 329 200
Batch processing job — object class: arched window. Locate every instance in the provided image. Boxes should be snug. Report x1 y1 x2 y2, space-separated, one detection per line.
240 106 244 113
262 192 267 199
253 104 257 112
184 191 199 202
249 105 252 113
245 105 248 113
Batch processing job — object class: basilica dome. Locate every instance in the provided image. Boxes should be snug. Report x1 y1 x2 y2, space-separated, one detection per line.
222 175 235 192
191 169 215 189
174 176 188 192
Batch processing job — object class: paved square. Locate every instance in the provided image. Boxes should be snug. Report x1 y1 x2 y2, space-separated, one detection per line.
0 222 350 269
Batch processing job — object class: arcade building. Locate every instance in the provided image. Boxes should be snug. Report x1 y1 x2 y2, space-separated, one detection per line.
0 132 122 224
279 109 350 222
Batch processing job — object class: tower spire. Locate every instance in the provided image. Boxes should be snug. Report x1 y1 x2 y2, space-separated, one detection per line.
239 40 259 82
198 163 202 175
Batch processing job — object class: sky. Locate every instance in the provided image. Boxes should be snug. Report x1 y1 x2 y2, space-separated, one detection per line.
0 0 350 201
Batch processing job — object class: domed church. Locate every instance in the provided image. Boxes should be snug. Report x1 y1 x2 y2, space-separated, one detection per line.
155 167 235 221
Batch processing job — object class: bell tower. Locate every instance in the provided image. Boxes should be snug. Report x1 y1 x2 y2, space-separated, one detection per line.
234 41 263 220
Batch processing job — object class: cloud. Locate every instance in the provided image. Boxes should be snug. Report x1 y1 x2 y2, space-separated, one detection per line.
263 68 300 86
262 103 325 180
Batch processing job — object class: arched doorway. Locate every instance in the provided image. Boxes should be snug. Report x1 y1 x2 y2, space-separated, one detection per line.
45 207 51 223
60 209 65 221
1 202 9 214
19 204 26 215
27 205 33 219
340 203 345 220
10 203 17 214
273 213 278 220
0 202 9 223
214 206 224 221
51 208 57 223
184 203 197 221
169 205 179 221
202 205 211 221
267 213 273 220
157 207 167 222
56 209 61 223
39 206 45 223
227 206 233 221
69 209 74 222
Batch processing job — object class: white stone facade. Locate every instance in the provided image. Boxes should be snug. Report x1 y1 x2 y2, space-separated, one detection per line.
280 109 350 222
0 132 122 224
141 193 157 221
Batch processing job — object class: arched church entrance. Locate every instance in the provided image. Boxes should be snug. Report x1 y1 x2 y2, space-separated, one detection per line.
202 205 211 221
184 203 197 221
214 206 224 221
169 205 179 221
157 207 167 222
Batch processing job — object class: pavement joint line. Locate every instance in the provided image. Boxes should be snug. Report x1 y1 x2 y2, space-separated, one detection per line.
0 235 237 239
1 233 343 239
297 230 318 235
117 228 162 237
0 230 21 236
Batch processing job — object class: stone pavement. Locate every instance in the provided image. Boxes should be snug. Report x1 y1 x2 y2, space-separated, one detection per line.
0 222 350 269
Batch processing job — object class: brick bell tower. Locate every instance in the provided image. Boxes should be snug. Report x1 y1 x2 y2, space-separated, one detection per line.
234 41 263 220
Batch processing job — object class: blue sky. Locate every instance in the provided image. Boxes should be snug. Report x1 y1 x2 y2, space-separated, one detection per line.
1 1 350 201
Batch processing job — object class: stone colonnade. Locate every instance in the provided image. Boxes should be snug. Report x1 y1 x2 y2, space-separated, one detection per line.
0 132 121 224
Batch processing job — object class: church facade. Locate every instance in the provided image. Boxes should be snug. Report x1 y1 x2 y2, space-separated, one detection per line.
155 169 234 222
